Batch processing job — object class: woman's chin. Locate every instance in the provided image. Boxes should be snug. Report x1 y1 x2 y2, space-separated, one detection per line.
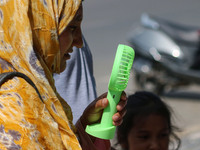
60 62 67 73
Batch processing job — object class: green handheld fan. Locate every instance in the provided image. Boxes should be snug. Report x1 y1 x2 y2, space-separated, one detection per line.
86 44 135 139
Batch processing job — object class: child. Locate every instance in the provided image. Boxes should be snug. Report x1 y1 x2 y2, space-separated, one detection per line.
115 91 181 150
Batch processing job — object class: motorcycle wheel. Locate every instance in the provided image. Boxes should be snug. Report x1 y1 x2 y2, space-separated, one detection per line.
134 73 165 95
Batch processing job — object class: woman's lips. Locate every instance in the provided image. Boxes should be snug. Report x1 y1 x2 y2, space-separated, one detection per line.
64 49 73 60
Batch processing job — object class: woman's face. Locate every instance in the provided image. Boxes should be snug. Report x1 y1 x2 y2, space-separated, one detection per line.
127 114 170 150
58 5 83 72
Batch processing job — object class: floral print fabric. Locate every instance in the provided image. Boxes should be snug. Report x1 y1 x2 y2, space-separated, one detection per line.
0 0 82 149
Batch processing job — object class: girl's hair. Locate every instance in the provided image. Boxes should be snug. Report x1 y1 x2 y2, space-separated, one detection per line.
117 91 181 150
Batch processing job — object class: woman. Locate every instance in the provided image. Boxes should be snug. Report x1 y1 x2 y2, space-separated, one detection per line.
0 0 126 149
54 35 97 124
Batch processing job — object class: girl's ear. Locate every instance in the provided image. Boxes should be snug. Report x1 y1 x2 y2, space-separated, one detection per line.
110 147 116 150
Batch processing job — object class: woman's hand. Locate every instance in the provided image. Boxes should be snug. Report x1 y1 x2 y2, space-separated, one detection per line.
80 91 127 129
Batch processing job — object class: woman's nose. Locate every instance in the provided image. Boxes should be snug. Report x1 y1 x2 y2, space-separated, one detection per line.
73 28 83 48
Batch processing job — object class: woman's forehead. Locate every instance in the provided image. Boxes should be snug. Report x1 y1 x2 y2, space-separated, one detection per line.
72 4 83 23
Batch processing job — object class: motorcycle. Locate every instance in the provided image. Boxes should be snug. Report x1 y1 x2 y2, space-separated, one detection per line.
127 13 200 94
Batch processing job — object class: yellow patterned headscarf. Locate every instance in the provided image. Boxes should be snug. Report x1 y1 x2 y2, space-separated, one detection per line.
0 0 82 149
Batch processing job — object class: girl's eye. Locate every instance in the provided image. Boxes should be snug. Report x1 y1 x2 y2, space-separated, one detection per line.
138 135 149 140
160 132 169 138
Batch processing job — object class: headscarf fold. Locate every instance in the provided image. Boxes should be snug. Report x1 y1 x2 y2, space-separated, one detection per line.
0 0 82 149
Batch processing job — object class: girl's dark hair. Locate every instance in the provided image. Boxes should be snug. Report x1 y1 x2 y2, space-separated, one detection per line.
117 91 181 150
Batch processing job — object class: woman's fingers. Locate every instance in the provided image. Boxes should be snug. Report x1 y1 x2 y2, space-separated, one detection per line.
94 98 108 112
116 98 127 111
116 91 127 111
120 91 127 101
81 91 127 127
112 108 127 126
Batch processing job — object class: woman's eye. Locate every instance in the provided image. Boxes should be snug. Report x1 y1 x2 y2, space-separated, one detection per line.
70 26 77 32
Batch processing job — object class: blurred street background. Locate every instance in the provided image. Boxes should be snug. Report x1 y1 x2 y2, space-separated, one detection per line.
81 0 200 149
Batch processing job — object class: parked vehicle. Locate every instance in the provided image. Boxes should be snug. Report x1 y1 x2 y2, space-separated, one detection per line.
127 13 200 94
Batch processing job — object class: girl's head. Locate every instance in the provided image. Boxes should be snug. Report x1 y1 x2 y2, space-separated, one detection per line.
117 91 180 150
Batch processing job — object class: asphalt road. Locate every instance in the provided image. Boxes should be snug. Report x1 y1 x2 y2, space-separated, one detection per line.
81 0 200 149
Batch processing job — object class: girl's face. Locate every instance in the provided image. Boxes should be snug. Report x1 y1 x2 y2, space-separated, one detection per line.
58 5 83 72
127 114 170 150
